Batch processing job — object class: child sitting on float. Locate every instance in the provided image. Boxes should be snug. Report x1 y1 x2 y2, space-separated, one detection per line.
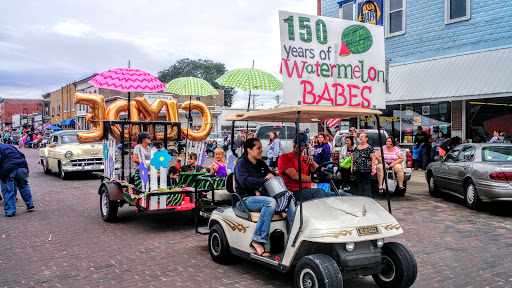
210 148 227 178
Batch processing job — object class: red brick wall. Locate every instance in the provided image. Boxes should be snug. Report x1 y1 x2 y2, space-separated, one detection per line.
452 100 462 131
317 0 321 15
1 99 43 125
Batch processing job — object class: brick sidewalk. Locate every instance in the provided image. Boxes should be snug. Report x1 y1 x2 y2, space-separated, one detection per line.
1 148 511 287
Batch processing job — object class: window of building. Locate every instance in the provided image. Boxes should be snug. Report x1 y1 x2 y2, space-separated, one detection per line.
57 106 60 115
64 101 67 112
72 99 75 111
445 0 470 24
52 107 55 116
385 0 406 37
339 1 355 21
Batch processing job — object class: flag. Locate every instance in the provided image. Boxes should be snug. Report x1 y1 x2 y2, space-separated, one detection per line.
326 118 342 129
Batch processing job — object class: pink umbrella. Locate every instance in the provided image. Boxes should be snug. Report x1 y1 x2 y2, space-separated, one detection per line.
89 68 166 92
89 67 166 180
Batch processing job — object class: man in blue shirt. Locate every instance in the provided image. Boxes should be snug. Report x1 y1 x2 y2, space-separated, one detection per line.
0 144 34 217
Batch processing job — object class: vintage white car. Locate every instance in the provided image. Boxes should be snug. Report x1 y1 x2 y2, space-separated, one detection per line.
39 130 112 179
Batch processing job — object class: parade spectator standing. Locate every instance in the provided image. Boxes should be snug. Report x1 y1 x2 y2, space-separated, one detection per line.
434 131 445 156
234 133 245 155
490 130 505 143
221 131 229 145
3 132 9 144
267 131 282 169
351 133 376 197
339 136 355 191
313 132 331 165
414 126 430 170
341 127 360 147
439 136 461 156
278 133 337 201
0 144 34 217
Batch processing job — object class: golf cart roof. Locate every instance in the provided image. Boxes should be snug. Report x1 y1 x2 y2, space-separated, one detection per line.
226 106 382 123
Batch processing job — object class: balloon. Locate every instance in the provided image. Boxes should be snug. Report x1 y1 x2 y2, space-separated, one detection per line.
75 93 106 143
134 97 165 136
155 99 180 141
105 100 127 142
181 100 212 142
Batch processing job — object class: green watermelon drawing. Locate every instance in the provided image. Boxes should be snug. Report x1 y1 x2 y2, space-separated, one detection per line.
339 25 373 56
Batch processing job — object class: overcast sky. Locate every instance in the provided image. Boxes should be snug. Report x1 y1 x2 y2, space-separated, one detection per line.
0 0 316 108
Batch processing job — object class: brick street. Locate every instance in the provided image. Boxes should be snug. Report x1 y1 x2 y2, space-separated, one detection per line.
1 148 512 287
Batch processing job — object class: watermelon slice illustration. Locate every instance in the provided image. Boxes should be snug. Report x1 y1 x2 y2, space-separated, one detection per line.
339 25 373 57
339 42 351 56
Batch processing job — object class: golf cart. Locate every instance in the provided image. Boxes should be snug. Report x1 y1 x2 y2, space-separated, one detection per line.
207 106 417 288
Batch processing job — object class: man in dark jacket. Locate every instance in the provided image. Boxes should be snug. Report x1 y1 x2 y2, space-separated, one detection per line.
414 126 430 170
0 144 34 217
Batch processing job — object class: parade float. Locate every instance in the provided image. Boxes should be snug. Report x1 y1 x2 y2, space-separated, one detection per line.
75 70 229 222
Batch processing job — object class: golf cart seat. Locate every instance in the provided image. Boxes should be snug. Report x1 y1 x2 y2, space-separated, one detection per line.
226 173 284 223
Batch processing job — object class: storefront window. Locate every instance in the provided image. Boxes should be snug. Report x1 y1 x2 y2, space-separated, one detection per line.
359 102 452 144
467 99 512 143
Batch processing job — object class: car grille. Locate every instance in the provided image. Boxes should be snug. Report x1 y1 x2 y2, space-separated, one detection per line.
68 157 103 166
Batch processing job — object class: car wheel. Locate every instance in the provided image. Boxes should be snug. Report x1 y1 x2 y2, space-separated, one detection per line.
372 242 417 288
464 179 481 210
100 185 118 222
428 174 441 197
42 160 51 174
58 162 68 180
294 254 343 288
208 224 232 264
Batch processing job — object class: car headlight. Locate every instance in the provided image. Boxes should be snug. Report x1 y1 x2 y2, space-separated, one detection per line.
376 239 384 247
65 151 73 158
345 242 355 251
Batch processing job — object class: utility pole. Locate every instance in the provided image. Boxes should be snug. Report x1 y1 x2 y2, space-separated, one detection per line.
275 95 280 106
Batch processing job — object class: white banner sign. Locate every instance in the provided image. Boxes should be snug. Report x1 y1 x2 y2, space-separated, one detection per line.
279 11 386 109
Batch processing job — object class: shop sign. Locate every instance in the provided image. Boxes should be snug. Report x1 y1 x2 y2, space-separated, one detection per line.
358 0 383 26
279 11 386 109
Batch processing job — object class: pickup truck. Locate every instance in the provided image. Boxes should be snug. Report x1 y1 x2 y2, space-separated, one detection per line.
333 129 412 196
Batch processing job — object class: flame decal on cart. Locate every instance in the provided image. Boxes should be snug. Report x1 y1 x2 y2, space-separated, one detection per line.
310 230 354 239
219 218 250 233
383 224 401 231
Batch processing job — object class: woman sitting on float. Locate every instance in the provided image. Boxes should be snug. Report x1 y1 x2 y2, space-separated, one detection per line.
234 138 295 257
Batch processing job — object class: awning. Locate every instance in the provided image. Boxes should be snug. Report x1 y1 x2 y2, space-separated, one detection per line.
59 119 76 126
387 47 512 104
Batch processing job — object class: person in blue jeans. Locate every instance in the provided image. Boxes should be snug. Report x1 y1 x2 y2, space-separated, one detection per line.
234 138 295 257
0 144 34 217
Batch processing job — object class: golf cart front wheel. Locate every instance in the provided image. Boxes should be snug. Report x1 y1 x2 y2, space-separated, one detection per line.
372 242 417 288
100 185 118 222
208 224 232 264
295 254 343 288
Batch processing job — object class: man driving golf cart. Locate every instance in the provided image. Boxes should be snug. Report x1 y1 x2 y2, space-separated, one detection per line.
278 133 349 200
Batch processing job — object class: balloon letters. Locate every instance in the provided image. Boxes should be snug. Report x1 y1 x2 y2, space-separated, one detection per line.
74 93 212 143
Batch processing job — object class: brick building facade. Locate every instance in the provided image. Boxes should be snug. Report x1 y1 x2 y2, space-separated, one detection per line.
0 98 43 129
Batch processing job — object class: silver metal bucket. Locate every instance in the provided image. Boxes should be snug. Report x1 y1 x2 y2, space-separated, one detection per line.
263 176 288 198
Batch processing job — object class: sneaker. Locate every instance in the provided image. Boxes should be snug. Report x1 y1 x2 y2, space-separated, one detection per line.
5 213 15 217
343 186 351 191
27 205 34 211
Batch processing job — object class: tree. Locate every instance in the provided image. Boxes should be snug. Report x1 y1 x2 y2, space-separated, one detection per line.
157 58 235 107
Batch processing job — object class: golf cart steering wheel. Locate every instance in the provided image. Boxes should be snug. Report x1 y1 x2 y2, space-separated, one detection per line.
311 161 340 183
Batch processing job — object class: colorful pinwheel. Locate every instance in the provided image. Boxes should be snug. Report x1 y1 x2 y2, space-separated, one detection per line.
227 155 237 170
103 143 109 160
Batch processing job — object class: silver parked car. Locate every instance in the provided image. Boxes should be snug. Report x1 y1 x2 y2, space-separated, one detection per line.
426 143 512 209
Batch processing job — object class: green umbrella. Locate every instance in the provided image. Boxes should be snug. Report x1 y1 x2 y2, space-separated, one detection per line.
164 77 218 164
164 77 219 96
215 68 283 91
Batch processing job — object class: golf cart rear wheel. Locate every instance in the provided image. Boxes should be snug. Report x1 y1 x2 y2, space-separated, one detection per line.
372 242 417 288
295 254 343 288
208 224 232 264
100 185 118 222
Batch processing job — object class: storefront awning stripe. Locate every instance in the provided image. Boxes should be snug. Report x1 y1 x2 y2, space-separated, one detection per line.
387 47 512 104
